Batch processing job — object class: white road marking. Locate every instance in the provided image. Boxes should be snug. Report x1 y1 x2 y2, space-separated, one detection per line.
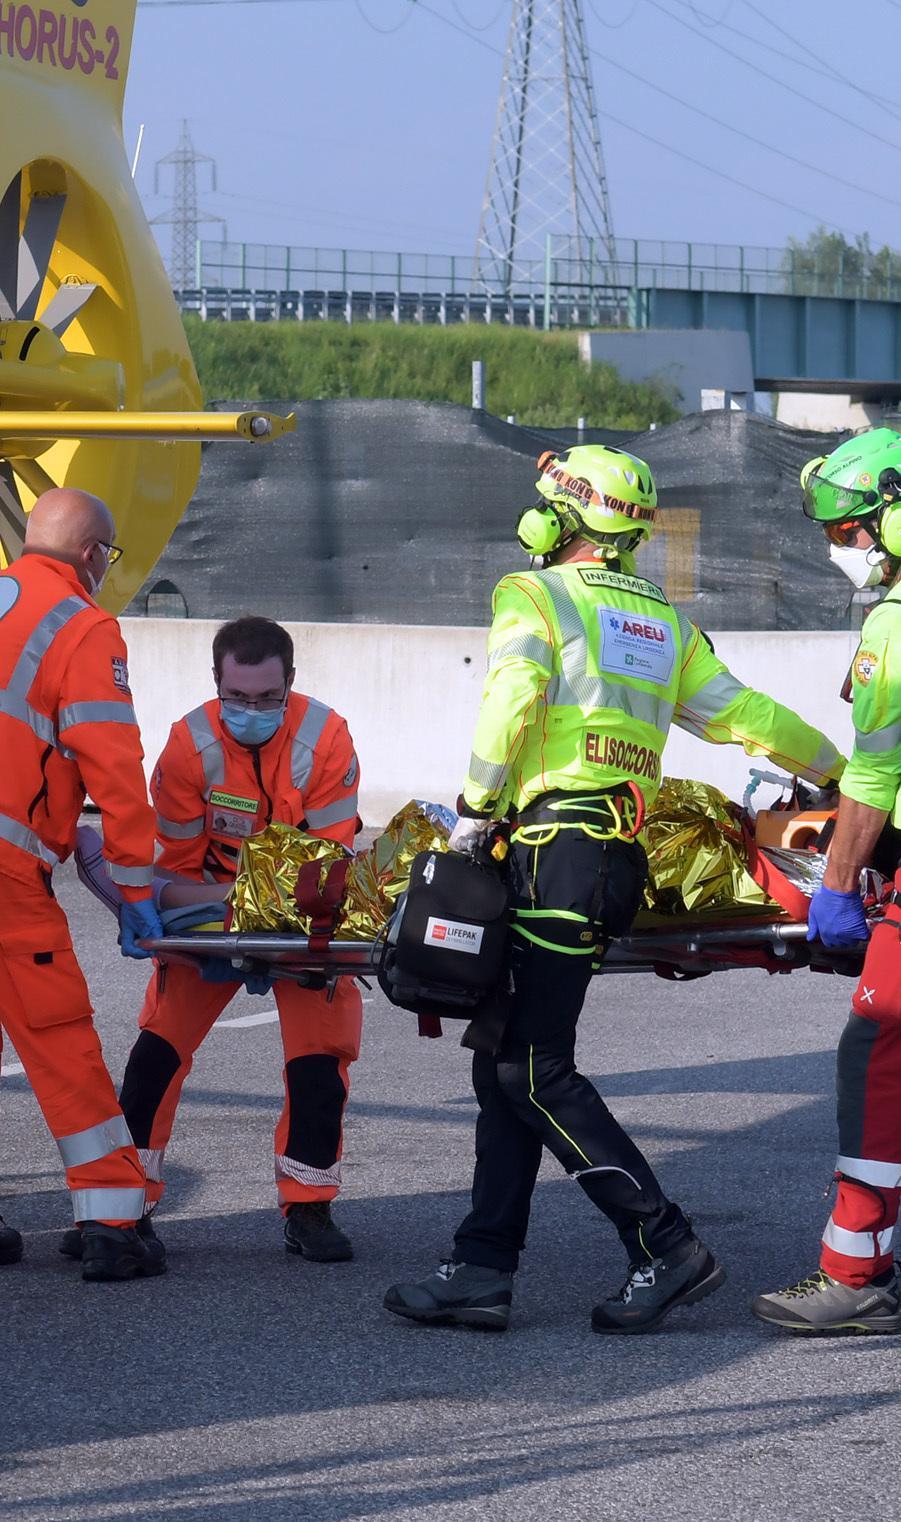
216 1010 279 1029
2 1062 25 1077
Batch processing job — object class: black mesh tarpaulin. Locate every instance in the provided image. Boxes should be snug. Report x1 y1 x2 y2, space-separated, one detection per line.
129 402 849 630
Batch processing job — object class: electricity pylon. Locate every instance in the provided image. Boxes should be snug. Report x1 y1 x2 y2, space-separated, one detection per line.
474 0 616 298
150 121 226 288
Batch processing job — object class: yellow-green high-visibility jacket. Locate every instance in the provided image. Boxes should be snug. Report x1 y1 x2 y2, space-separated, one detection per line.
839 582 901 826
463 559 846 816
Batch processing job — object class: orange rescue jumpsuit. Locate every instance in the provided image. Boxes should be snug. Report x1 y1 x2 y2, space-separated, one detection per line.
0 554 155 1225
118 694 363 1212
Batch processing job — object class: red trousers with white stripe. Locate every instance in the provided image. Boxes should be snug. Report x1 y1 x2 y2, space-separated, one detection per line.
119 961 362 1213
820 909 901 1287
0 866 145 1226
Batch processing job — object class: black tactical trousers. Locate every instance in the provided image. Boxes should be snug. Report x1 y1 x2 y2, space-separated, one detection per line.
453 819 690 1273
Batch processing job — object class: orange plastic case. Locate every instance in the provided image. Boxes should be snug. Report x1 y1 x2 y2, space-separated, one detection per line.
752 808 835 852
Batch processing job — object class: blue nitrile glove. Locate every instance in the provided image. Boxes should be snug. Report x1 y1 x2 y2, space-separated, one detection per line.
200 958 272 996
119 899 165 960
806 885 870 949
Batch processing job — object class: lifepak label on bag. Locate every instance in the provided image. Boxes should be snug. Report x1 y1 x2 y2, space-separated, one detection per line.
424 916 484 955
598 606 675 687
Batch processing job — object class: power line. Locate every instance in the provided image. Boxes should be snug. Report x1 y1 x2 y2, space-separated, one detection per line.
408 0 508 55
410 0 864 235
680 0 901 122
646 0 901 155
354 0 413 31
596 106 864 236
450 0 508 30
583 40 901 213
586 0 641 26
421 1 901 216
685 0 733 23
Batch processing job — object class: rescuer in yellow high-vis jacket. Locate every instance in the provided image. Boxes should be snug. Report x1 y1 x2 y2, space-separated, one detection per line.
385 444 845 1338
463 559 841 819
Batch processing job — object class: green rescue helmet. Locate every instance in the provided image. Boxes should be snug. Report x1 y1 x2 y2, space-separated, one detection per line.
516 445 658 560
801 427 901 529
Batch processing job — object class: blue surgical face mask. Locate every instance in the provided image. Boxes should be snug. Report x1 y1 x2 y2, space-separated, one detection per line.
219 702 285 747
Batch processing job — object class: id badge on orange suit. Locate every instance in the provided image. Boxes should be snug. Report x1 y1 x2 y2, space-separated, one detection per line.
205 788 261 842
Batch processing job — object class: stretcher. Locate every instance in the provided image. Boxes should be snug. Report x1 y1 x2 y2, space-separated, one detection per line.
140 778 872 988
142 918 868 987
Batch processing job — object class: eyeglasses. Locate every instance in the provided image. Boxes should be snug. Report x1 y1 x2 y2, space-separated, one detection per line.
823 520 869 547
217 686 287 712
97 541 124 565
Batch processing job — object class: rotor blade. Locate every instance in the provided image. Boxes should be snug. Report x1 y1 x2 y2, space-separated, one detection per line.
0 461 27 561
17 193 65 321
0 173 21 320
39 281 97 337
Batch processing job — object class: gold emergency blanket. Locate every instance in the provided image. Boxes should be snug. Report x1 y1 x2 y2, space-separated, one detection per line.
640 778 774 919
230 782 779 937
230 801 454 936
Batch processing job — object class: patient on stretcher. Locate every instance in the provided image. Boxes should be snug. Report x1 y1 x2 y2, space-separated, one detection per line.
76 779 844 944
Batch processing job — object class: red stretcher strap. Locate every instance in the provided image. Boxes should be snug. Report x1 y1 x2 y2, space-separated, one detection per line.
294 857 351 953
741 821 811 923
417 1013 443 1039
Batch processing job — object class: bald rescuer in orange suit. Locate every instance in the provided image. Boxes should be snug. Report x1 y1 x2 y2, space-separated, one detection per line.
0 489 165 1282
108 616 364 1263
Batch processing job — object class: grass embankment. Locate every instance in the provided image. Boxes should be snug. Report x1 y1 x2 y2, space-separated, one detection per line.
183 318 678 430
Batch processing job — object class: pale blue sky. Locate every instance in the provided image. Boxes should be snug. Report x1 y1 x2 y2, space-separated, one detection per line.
127 0 901 263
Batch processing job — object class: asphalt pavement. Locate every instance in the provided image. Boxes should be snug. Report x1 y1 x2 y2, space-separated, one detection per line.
2 861 899 1521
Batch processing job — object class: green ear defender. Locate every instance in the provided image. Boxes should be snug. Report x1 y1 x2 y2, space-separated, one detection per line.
878 502 901 558
516 503 570 556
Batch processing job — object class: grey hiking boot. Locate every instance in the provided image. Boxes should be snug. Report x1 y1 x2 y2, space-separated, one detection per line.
384 1259 513 1330
752 1268 901 1335
592 1235 725 1334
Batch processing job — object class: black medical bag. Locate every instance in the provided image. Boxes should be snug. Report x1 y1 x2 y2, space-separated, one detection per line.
377 848 511 1017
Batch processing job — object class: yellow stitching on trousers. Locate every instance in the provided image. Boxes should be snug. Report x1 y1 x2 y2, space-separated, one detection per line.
528 1044 593 1166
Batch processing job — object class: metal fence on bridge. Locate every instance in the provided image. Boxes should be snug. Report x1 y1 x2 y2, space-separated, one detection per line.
196 236 901 307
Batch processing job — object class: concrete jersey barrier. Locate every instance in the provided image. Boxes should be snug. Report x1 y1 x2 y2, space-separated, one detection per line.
122 620 858 827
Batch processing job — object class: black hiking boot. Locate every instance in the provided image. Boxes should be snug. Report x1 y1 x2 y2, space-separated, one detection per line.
592 1234 725 1334
284 1202 353 1262
384 1260 513 1330
60 1213 161 1262
80 1221 167 1282
0 1215 23 1265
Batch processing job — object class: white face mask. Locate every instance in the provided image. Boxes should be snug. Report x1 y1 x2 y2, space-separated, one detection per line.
828 541 887 590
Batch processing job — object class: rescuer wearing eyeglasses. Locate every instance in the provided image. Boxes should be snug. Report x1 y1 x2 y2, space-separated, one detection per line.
63 615 363 1266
